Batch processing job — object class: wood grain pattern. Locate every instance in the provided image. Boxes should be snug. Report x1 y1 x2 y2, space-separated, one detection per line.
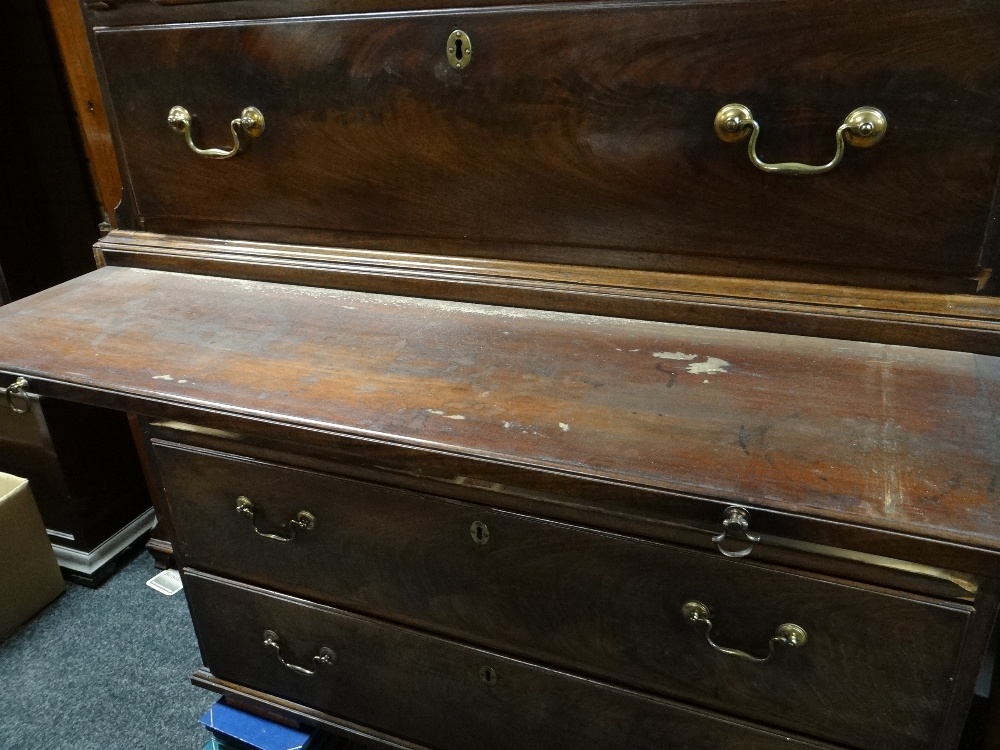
98 230 1000 354
142 417 990 599
185 570 842 750
2 265 1000 558
93 0 1000 291
46 0 122 226
158 441 971 750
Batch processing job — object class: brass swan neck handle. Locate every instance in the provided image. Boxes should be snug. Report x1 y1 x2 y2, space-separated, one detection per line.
236 496 315 542
167 105 265 159
263 630 335 676
714 104 886 176
682 600 808 663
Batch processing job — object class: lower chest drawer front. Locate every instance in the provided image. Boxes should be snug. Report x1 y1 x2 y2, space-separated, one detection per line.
157 441 971 750
185 570 839 750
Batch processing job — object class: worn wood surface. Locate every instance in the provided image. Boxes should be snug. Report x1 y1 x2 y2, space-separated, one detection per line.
185 570 841 750
93 0 1000 292
2 266 1000 556
158 440 970 750
98 231 1000 354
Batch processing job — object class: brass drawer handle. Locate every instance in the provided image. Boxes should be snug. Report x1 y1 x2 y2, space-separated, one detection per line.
263 630 335 676
2 376 30 414
712 506 759 558
167 105 264 159
714 104 886 175
682 600 807 663
236 496 316 542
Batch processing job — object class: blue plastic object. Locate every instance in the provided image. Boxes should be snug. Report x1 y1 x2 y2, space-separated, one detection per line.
199 700 313 750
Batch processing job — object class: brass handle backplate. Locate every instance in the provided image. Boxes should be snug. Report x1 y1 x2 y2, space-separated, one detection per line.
167 105 264 159
714 103 886 175
682 601 807 664
236 496 315 542
263 630 334 676
3 377 31 414
712 506 760 558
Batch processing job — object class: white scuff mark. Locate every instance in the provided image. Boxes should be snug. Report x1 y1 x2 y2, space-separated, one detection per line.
178 380 189 384
502 421 512 429
479 391 491 397
703 379 710 384
615 347 622 351
884 466 900 513
686 357 731 375
559 423 570 432
342 306 356 310
428 409 465 420
152 375 174 381
653 351 698 360
629 349 640 352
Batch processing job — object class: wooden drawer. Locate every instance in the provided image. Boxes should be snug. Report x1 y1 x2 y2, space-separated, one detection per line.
95 1 1000 290
155 440 972 750
185 570 840 750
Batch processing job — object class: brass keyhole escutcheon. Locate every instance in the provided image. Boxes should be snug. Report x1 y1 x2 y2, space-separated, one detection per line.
447 30 472 70
470 521 490 545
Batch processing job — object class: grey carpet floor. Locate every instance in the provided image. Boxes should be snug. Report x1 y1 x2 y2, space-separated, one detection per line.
0 551 216 750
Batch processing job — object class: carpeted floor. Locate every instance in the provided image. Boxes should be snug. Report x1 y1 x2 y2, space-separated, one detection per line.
0 550 216 750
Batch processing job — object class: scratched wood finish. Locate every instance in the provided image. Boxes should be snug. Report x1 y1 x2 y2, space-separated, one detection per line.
93 0 1000 292
97 230 1000 354
2 266 1000 555
185 571 841 750
157 441 969 750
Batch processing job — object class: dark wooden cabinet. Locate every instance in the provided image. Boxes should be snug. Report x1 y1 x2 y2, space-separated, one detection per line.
1 0 1000 745
0 392 151 584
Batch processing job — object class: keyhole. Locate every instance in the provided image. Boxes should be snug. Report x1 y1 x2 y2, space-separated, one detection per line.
447 30 471 70
479 666 498 686
470 521 490 545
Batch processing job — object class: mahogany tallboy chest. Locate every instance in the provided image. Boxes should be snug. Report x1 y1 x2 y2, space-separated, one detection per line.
3 0 1000 748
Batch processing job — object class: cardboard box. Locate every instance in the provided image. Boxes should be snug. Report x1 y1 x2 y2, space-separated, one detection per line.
0 473 64 641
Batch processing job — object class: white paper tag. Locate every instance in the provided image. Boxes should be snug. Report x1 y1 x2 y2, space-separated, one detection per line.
146 568 184 596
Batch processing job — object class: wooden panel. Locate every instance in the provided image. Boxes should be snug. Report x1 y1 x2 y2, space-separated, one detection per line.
0 394 150 551
158 441 970 750
185 570 840 750
97 230 1000 354
94 0 1000 290
46 0 122 226
2 266 1000 555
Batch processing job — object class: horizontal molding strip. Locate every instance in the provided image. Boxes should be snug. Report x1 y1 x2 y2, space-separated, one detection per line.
96 230 1000 355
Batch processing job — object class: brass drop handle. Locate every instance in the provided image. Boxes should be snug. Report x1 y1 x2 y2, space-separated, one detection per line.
682 601 808 663
2 376 30 414
236 496 315 542
714 104 886 175
167 105 264 159
263 630 335 676
712 506 760 558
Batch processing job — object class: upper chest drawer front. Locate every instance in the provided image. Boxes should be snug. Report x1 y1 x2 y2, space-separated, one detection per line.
96 1 1000 280
153 440 970 750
